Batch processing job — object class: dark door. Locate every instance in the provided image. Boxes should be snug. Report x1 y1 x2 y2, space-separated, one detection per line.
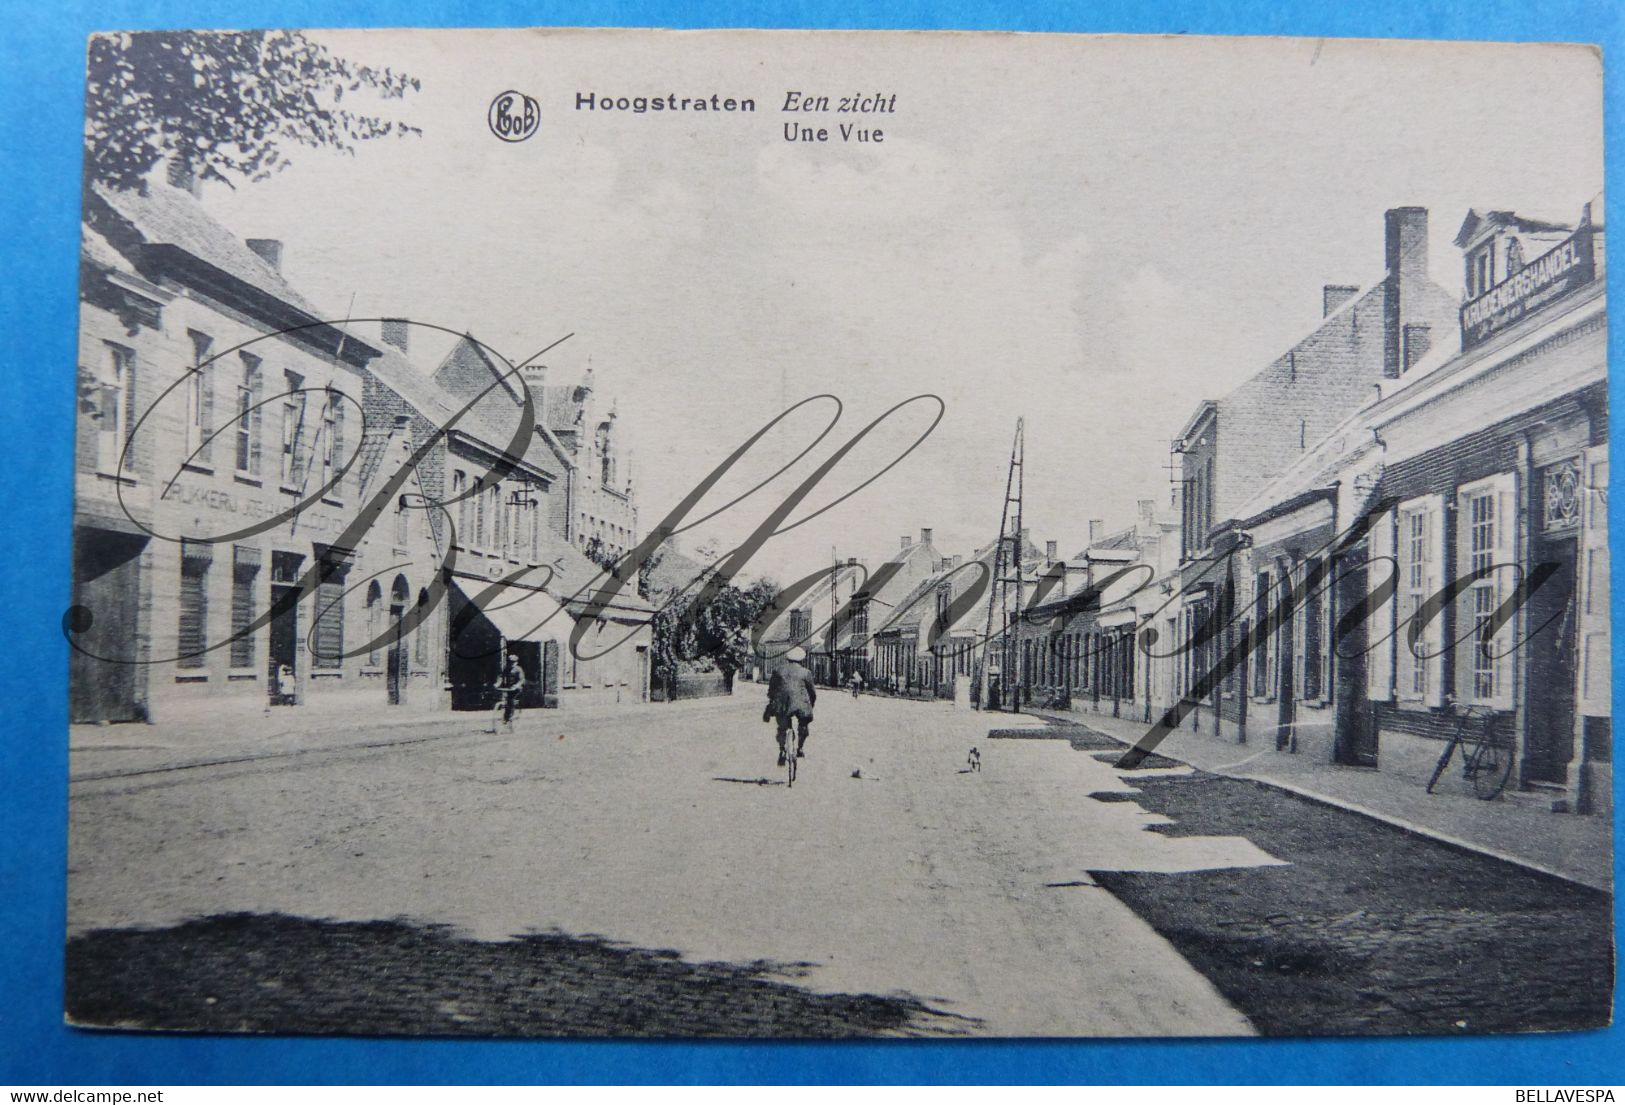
268 551 304 705
69 529 146 723
1524 536 1577 784
387 601 406 705
1276 586 1295 751
1333 554 1377 766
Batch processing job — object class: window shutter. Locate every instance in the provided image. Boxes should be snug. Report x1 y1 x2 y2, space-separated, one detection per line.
1366 508 1395 702
1579 446 1610 717
1423 496 1447 708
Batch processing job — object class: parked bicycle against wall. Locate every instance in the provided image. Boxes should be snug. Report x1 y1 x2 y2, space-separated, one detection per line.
1425 697 1515 800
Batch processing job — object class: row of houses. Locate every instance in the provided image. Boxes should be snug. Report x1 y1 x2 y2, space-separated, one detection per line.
1017 199 1610 817
71 163 654 726
759 196 1608 818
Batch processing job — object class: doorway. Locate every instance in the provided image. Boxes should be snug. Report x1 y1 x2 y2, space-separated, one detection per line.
268 550 304 705
1525 534 1577 784
387 575 409 706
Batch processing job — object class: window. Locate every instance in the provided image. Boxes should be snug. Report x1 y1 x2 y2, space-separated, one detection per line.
395 495 410 546
1252 572 1271 697
1399 508 1429 697
366 581 383 666
1302 556 1324 700
1392 495 1446 707
185 331 215 465
230 546 260 668
321 392 344 499
452 470 470 544
597 423 615 487
530 500 541 563
235 353 262 476
93 343 137 475
178 540 212 669
281 373 306 486
476 483 489 550
1454 477 1516 709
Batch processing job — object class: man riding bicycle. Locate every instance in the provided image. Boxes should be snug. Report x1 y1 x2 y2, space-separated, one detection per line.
764 646 817 767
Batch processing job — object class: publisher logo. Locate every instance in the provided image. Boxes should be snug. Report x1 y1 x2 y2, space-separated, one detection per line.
488 90 540 142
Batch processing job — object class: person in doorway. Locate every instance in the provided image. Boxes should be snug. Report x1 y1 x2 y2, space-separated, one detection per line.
495 650 526 732
766 647 817 766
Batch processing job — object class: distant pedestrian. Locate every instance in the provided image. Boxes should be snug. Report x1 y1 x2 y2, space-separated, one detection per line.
766 647 817 766
849 671 864 698
967 746 981 773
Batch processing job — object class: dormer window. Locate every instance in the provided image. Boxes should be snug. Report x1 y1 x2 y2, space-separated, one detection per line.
1471 247 1494 297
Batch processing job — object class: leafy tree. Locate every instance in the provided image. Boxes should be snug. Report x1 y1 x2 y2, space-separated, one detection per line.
86 30 421 193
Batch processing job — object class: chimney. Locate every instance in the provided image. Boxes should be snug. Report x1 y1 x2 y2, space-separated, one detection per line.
246 239 283 272
1384 207 1430 379
1138 499 1157 528
1402 322 1432 372
166 156 202 198
1088 519 1105 544
951 555 962 569
1045 540 1057 564
900 535 912 549
381 319 410 353
1323 284 1360 317
920 527 933 546
846 556 858 568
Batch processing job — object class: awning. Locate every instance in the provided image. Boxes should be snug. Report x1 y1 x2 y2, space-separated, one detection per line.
453 578 570 643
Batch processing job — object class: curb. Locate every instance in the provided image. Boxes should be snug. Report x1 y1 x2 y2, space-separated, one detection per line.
1025 710 1612 896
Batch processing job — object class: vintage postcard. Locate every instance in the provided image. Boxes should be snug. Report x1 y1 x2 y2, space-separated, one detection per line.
67 27 1610 1037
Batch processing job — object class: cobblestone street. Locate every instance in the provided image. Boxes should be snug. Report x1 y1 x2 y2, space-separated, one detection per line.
68 690 1257 1037
67 692 1613 1037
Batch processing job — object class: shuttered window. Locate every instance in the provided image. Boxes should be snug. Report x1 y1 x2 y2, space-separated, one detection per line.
312 548 350 669
230 545 260 668
178 540 213 669
1302 556 1324 700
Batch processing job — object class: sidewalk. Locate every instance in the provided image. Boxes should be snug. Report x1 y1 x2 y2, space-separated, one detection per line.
1035 705 1614 892
70 690 754 782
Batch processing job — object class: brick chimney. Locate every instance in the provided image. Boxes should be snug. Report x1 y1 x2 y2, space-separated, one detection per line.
381 319 410 353
1138 499 1157 528
920 527 933 546
1402 322 1432 372
1384 207 1430 379
1323 284 1360 317
1045 540 1057 564
1088 519 1105 544
900 534 912 549
246 239 283 272
166 156 202 198
951 555 962 569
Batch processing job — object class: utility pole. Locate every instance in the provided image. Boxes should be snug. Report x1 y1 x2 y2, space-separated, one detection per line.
976 419 1025 712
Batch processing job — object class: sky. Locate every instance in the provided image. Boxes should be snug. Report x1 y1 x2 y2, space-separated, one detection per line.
199 28 1604 585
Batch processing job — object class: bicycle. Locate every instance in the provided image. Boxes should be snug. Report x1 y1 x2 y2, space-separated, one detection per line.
1425 699 1515 800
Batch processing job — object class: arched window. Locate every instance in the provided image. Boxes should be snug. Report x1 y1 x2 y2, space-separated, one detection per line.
366 580 383 665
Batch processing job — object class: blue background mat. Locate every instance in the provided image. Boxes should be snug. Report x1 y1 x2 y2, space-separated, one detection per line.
1 0 1620 1085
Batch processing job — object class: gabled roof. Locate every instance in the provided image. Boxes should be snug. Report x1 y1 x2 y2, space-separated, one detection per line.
87 181 379 367
1454 208 1574 248
434 336 576 471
